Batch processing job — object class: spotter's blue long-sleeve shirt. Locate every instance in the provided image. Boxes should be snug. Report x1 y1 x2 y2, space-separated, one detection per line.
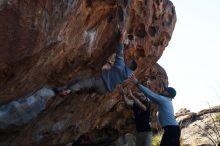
101 43 133 91
137 84 178 127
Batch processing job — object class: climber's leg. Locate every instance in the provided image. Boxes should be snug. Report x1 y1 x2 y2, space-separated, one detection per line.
93 76 107 95
52 77 81 96
68 76 107 94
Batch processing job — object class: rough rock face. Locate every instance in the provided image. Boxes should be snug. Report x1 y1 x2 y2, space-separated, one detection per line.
176 106 220 146
0 0 176 145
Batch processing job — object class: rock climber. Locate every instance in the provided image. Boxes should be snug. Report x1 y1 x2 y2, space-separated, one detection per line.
53 29 137 96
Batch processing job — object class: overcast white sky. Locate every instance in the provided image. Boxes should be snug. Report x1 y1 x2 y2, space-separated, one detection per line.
158 0 220 112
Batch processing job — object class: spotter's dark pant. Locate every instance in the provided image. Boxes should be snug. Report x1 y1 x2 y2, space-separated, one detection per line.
160 125 181 146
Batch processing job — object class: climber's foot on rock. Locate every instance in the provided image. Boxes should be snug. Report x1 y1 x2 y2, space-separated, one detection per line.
58 89 71 97
52 86 70 97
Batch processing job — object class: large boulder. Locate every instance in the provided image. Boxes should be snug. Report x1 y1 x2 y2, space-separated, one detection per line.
0 0 176 145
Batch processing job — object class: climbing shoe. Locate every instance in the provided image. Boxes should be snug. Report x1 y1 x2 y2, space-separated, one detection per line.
52 86 68 94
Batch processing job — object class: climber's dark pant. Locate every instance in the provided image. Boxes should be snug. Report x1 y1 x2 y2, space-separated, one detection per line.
160 125 181 146
68 76 107 95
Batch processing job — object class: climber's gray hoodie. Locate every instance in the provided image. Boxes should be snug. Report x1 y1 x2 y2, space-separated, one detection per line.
101 43 133 91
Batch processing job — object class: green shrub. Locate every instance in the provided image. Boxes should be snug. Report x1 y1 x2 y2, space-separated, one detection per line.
152 134 184 146
152 134 162 146
215 114 220 122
